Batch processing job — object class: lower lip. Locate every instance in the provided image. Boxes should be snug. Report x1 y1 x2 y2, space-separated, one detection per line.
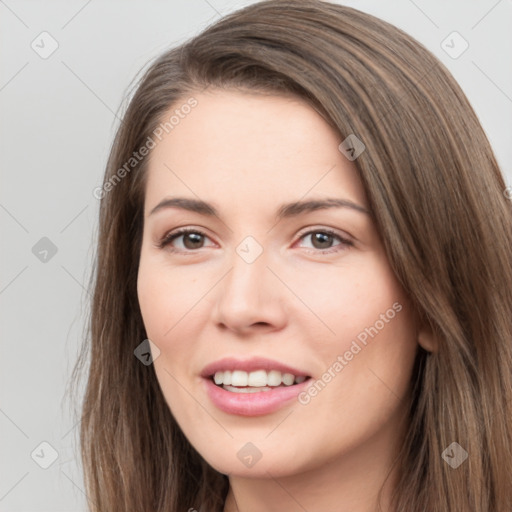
203 377 311 416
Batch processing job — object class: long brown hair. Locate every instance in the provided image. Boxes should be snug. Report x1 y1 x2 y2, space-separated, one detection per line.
70 1 512 510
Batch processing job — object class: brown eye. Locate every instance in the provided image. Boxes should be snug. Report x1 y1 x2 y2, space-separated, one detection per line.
181 232 205 249
158 229 213 251
310 232 335 249
297 229 353 254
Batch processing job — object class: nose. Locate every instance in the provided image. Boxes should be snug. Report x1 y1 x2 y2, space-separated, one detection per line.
212 246 288 335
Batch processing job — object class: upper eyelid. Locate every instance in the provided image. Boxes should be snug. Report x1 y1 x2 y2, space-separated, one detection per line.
296 226 352 240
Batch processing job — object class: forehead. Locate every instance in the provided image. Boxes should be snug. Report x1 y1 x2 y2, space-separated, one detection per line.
143 90 367 216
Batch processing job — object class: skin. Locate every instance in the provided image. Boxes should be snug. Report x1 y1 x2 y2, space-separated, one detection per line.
137 89 435 512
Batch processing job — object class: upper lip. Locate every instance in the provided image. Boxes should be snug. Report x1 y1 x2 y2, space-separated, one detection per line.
200 357 310 378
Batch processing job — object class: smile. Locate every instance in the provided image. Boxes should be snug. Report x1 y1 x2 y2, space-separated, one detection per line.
213 369 308 391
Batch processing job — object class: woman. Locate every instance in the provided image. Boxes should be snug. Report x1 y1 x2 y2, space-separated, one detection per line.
73 1 512 510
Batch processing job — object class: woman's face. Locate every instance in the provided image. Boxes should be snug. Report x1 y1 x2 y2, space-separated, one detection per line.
137 90 424 478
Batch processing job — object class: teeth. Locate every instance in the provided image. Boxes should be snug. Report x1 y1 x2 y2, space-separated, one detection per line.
267 370 282 386
282 373 295 386
231 370 248 387
248 369 267 387
212 369 308 387
223 385 273 393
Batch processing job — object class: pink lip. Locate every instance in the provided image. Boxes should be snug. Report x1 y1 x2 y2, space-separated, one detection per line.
200 356 310 378
200 357 312 416
203 377 311 416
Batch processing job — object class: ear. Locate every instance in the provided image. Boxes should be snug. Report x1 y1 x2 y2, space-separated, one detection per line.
417 319 438 353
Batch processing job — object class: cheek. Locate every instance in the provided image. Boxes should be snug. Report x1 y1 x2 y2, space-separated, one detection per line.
309 291 417 423
294 252 419 425
293 253 408 355
137 258 201 422
136 252 214 417
136 252 203 342
137 266 167 341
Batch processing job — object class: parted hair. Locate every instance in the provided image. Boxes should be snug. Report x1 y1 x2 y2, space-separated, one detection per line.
71 1 512 511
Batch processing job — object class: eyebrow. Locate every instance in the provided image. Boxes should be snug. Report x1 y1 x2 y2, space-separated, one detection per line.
148 196 371 219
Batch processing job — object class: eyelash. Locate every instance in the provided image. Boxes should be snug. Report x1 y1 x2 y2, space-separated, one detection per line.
156 227 353 255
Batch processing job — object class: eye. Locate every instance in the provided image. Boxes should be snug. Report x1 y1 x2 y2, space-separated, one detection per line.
157 228 213 252
296 228 353 254
156 227 353 254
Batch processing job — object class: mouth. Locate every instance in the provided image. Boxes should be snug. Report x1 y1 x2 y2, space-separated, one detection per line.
208 369 312 393
200 357 313 415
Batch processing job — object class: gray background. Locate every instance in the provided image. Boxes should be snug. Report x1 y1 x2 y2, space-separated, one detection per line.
1 0 511 510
